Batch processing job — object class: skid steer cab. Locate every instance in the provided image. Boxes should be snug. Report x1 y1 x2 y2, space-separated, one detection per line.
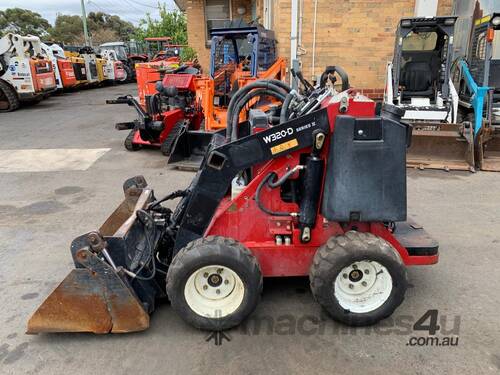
28 69 439 334
384 17 477 171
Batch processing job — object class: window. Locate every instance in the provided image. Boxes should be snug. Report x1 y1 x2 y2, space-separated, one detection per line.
402 32 438 51
205 0 231 41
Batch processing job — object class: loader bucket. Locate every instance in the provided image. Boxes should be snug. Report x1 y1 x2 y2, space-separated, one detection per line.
27 176 157 334
477 130 500 172
27 266 149 334
406 123 475 172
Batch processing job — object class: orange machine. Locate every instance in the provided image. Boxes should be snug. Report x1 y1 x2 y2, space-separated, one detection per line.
111 25 287 170
42 43 77 89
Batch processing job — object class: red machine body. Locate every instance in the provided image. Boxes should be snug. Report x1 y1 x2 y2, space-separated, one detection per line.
206 94 438 277
56 58 77 87
29 59 57 92
128 72 203 151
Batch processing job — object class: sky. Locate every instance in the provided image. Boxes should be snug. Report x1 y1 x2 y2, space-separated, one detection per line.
0 0 178 26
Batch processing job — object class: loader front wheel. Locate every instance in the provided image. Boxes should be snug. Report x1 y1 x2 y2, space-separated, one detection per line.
310 231 407 326
167 236 262 330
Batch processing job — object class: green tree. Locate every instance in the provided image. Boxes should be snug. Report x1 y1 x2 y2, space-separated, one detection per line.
0 8 50 37
48 15 84 44
135 5 187 45
87 12 136 41
49 12 137 45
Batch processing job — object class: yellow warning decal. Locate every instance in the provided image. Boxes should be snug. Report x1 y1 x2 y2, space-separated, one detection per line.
475 15 491 26
270 139 299 155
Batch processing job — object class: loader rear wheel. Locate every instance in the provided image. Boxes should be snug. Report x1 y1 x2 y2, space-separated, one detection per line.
0 80 20 112
310 231 407 326
124 130 141 151
167 236 262 330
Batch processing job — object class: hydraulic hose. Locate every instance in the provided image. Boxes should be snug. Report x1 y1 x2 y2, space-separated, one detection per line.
280 92 295 124
255 166 304 216
230 88 286 141
148 189 187 210
227 81 287 141
226 80 291 141
264 79 292 93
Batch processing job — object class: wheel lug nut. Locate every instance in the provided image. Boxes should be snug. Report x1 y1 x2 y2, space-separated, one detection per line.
216 289 221 294
224 279 229 284
361 281 367 286
203 272 209 278
343 273 348 279
203 285 208 290
352 264 358 270
364 269 369 274
349 284 354 289
217 268 223 274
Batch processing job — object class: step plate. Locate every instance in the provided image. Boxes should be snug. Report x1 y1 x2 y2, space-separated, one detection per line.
393 220 439 256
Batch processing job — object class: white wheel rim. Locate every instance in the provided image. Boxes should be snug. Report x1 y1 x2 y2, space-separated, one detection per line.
184 265 245 318
334 260 393 314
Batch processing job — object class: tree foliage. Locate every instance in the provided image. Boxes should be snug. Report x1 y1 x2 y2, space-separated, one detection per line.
48 12 136 45
87 12 135 41
135 6 187 45
48 15 84 44
0 8 50 37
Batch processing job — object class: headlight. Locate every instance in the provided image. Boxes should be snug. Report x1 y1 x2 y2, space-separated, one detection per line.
401 19 412 28
491 16 500 27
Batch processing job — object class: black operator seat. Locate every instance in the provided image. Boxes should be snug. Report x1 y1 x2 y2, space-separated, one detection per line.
400 61 434 98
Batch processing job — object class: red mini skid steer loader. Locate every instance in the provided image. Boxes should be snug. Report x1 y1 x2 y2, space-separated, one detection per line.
28 68 439 334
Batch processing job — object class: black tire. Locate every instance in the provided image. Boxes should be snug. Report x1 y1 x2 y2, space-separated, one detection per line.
124 130 141 151
125 64 135 83
121 64 132 83
0 80 20 112
310 231 407 326
160 121 183 156
0 56 6 77
166 236 263 330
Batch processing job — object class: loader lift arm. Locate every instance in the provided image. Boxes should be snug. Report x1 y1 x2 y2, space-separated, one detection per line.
173 108 330 252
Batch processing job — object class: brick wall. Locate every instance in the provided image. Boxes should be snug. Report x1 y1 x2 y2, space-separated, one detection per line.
185 0 210 70
185 0 454 93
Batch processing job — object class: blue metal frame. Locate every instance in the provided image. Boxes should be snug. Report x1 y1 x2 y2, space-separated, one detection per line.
459 59 491 135
208 26 276 79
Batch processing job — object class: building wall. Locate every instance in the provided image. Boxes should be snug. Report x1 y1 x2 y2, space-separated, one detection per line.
273 0 453 96
185 0 453 93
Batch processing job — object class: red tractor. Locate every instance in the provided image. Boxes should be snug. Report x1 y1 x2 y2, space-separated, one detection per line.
28 68 439 334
